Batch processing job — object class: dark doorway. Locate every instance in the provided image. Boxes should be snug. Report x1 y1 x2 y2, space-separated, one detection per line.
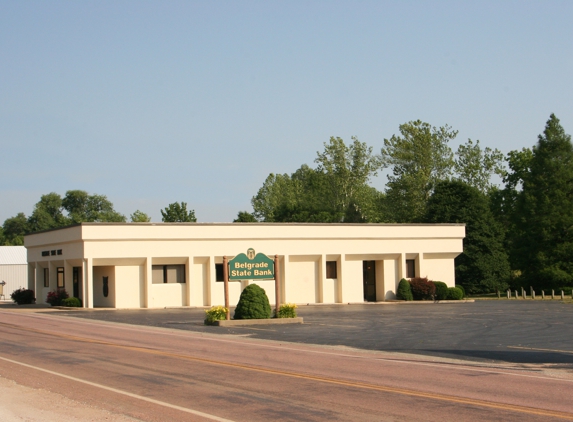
72 267 81 299
363 261 376 302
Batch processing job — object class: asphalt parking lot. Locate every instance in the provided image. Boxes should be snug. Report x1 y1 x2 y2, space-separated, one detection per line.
54 300 573 366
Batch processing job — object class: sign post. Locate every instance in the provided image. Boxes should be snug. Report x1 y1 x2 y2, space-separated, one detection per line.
223 256 230 320
274 255 280 318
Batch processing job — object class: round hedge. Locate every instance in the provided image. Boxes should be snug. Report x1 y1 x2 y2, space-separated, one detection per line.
396 278 413 301
233 284 271 320
446 287 464 300
433 281 448 300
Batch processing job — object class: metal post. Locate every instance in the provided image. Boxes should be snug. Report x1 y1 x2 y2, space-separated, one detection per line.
274 255 280 318
507 289 510 299
515 290 518 299
223 256 230 320
561 290 564 300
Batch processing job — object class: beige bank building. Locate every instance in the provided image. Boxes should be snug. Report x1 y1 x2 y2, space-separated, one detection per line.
24 223 465 308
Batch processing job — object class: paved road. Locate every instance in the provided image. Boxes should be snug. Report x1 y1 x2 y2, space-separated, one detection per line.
0 307 572 421
54 300 573 365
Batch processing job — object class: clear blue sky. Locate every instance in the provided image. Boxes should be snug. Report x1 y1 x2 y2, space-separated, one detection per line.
2 1 572 223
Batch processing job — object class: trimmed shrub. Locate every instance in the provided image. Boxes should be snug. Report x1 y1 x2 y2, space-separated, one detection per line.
396 278 413 301
446 287 464 300
433 281 448 301
277 303 298 318
61 297 81 307
204 305 229 325
456 285 466 298
46 289 69 306
10 288 36 305
409 277 436 300
234 284 271 320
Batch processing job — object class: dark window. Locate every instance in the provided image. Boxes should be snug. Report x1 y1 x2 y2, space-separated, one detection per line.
57 249 62 255
326 261 337 279
50 250 56 256
57 267 64 288
43 268 49 288
215 263 224 282
42 251 49 257
152 265 185 284
406 259 416 278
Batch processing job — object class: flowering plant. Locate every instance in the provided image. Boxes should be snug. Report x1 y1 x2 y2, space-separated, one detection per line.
46 289 69 306
277 303 298 318
204 305 229 325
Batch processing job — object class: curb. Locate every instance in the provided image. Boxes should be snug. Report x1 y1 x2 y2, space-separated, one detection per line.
214 317 304 327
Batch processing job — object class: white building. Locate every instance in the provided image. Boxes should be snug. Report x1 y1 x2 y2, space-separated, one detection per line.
24 223 465 308
0 246 28 300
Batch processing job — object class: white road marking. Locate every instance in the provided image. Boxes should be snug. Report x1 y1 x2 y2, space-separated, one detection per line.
0 355 235 422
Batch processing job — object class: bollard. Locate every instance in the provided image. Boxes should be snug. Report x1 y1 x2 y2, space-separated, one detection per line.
530 286 533 297
523 291 527 299
497 290 500 299
515 290 519 299
532 290 535 300
542 290 545 300
552 290 555 299
507 290 510 299
561 290 565 300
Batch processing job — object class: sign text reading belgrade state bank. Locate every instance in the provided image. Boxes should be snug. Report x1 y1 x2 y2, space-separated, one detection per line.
228 248 275 280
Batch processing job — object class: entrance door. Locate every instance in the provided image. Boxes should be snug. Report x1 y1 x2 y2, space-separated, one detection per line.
363 261 376 302
72 267 81 299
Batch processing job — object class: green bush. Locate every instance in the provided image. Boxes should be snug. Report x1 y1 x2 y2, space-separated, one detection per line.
61 297 82 307
409 277 436 300
446 287 464 300
234 284 271 320
396 278 413 301
456 285 466 298
204 305 229 325
10 288 35 305
433 281 448 300
277 303 298 318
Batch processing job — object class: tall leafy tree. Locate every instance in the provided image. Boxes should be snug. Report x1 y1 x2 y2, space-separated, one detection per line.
2 213 29 245
425 180 510 294
161 202 197 222
512 114 573 289
314 136 381 222
27 192 68 232
63 190 125 223
251 172 302 222
381 120 457 222
454 139 505 194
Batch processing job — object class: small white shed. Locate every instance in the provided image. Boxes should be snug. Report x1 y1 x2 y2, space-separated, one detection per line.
0 246 28 300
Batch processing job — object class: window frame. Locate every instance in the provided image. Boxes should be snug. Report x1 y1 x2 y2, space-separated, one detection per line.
151 264 186 284
43 268 49 288
56 267 64 289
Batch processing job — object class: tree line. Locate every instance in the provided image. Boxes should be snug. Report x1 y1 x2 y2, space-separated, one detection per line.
2 114 571 295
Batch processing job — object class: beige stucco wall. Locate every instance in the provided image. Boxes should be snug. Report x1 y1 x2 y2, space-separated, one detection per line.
24 223 465 308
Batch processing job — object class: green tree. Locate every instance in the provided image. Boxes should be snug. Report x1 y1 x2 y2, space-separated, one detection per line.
425 180 510 294
251 172 301 222
161 202 197 222
2 213 29 245
454 139 505 194
512 114 573 290
233 211 258 222
314 136 381 222
27 193 68 232
130 210 151 222
63 190 125 223
381 120 457 222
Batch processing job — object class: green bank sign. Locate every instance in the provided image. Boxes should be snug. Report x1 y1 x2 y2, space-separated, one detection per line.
228 248 275 280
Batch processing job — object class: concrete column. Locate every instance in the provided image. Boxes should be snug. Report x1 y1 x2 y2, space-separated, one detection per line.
318 254 325 303
399 253 406 280
417 253 424 278
282 255 289 303
86 258 93 308
145 257 152 308
82 260 87 308
337 257 343 303
185 257 192 306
